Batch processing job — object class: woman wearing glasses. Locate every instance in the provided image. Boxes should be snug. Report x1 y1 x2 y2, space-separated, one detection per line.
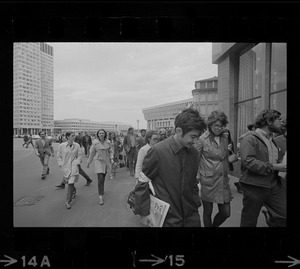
195 111 233 227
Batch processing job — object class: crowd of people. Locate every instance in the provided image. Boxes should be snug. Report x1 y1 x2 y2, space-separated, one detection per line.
21 107 287 227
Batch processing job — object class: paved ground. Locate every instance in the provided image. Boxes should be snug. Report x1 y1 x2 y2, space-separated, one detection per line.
13 138 267 227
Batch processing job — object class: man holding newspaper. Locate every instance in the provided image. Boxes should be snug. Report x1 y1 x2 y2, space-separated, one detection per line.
133 108 206 227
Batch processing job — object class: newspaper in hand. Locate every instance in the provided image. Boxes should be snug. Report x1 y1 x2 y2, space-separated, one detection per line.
148 194 170 227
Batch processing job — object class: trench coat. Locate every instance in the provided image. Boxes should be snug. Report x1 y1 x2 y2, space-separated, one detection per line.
87 139 113 174
57 142 82 183
195 130 232 204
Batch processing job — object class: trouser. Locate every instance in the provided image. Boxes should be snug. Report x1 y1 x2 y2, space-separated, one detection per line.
240 180 286 227
84 145 91 156
26 141 34 148
127 147 137 172
97 173 106 195
39 154 50 175
66 183 76 203
23 141 28 146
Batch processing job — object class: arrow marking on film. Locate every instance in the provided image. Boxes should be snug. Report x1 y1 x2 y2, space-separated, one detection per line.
139 254 166 266
0 255 18 267
275 256 300 267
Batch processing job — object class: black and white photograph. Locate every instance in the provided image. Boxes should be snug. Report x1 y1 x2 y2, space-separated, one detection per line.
13 42 287 228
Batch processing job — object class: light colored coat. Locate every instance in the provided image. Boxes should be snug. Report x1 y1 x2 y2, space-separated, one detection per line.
195 130 232 204
87 139 113 174
135 143 150 179
57 142 82 181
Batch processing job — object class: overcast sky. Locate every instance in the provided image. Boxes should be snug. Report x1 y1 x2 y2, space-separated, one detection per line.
49 42 217 129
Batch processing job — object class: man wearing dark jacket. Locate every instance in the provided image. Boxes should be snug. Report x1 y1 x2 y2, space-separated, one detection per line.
239 109 286 227
134 108 206 227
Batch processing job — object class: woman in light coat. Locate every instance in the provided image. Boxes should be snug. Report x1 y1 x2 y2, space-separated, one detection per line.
87 129 113 205
57 131 83 209
195 111 232 227
134 130 158 185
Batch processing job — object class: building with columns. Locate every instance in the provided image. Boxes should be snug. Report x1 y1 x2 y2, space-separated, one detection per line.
53 119 131 135
142 98 194 131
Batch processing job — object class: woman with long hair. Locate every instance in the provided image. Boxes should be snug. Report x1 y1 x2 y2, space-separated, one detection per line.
195 111 233 227
87 129 113 205
108 131 122 179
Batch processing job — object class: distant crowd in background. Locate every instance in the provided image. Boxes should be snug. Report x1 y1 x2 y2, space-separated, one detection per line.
19 108 287 227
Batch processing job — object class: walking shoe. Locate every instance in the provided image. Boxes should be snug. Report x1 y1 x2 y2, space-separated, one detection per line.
66 202 71 209
56 184 65 189
41 175 46 180
85 179 93 186
99 196 104 205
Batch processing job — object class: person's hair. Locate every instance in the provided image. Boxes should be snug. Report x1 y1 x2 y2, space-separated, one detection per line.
255 109 281 128
174 108 206 136
206 111 229 131
145 130 157 144
109 131 116 141
159 128 167 135
140 129 146 133
97 129 107 140
247 123 255 131
128 127 134 132
39 131 45 136
65 131 74 139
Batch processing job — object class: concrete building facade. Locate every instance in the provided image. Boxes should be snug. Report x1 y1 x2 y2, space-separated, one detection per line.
13 42 54 136
142 98 194 131
192 76 219 119
54 119 131 135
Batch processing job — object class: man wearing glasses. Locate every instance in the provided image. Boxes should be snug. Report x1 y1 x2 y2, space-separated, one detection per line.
34 131 54 180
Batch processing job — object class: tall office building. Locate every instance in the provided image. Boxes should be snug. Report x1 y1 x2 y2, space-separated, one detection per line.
13 42 54 136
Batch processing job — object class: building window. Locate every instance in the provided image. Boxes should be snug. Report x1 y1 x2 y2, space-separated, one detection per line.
270 43 287 119
236 43 265 138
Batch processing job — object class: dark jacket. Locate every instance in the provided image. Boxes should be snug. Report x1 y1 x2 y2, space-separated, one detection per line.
75 135 83 147
240 131 279 188
134 136 201 227
82 135 92 147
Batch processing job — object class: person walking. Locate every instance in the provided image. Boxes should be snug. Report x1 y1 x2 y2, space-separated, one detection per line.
239 109 286 227
108 131 122 179
87 129 113 205
57 131 83 209
136 129 147 152
134 108 206 227
55 132 92 189
82 132 92 158
22 133 29 147
34 131 54 180
26 134 34 148
134 130 158 185
123 127 138 176
158 128 167 142
195 111 233 227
